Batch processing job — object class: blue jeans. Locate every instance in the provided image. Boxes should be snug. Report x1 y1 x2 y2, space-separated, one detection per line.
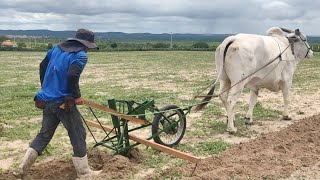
30 101 87 157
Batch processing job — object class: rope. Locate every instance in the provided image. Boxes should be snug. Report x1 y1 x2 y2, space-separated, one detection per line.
81 44 289 119
192 80 216 100
215 44 291 97
82 41 295 119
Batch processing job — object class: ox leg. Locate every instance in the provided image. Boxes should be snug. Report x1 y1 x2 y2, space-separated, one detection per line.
281 84 292 120
218 80 231 111
245 89 259 125
226 84 244 134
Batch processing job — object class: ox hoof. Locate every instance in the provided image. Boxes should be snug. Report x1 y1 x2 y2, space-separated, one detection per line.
282 116 292 121
226 128 237 134
244 117 253 125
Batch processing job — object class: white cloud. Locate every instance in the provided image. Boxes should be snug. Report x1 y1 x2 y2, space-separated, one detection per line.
0 0 318 35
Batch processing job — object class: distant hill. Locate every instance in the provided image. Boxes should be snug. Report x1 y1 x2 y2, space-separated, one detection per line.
1 29 319 43
0 29 231 42
0 30 74 38
308 36 320 44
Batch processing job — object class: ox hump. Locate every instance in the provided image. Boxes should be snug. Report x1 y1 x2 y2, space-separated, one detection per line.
229 42 240 51
266 27 285 37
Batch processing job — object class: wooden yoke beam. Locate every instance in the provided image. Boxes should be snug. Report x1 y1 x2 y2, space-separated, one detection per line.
83 99 149 125
85 120 201 164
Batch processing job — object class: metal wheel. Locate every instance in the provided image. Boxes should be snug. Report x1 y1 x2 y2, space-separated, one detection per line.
152 105 186 147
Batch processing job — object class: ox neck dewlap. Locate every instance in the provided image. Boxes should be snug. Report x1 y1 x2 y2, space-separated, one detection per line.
287 38 295 55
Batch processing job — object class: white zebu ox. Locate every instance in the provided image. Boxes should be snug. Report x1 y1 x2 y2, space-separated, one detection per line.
196 27 313 133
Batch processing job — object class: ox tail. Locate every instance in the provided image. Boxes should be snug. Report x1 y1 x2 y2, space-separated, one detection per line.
194 85 216 111
194 36 235 112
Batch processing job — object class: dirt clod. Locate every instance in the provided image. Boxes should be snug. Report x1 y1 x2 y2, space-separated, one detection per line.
2 114 320 179
180 114 320 179
0 149 138 180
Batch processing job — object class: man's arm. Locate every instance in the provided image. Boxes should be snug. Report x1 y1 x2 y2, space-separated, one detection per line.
67 63 83 98
67 52 87 102
39 55 49 85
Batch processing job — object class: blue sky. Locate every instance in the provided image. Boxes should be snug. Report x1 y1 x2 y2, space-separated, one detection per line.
0 0 318 35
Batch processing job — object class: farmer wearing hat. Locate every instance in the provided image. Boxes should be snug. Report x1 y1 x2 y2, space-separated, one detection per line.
14 29 101 179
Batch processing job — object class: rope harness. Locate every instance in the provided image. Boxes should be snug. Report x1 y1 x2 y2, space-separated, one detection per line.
82 34 311 120
195 33 311 103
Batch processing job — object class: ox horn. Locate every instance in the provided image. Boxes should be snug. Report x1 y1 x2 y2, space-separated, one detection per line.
280 28 294 33
294 29 301 35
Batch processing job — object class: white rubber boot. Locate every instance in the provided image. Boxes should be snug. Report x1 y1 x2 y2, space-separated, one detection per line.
13 147 38 179
72 154 101 179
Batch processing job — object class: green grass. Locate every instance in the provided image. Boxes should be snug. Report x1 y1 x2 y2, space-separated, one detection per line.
177 140 230 156
238 101 281 121
41 144 57 156
0 52 44 122
142 149 172 168
202 102 225 117
252 102 281 119
1 123 39 140
197 140 230 155
0 51 319 173
293 56 320 91
0 84 40 120
191 120 227 137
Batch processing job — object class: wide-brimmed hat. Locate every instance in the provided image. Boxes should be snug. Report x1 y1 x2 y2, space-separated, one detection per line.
67 28 97 49
59 28 97 52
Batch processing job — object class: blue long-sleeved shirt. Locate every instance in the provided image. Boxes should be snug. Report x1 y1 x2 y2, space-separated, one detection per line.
36 46 87 102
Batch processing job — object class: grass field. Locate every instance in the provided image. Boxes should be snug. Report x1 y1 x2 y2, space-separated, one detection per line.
0 51 319 177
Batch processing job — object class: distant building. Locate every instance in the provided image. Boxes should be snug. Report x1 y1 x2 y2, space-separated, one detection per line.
1 40 14 47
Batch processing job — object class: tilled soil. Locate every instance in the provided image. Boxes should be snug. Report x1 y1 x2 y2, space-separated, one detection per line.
0 149 140 180
181 114 320 180
1 114 320 180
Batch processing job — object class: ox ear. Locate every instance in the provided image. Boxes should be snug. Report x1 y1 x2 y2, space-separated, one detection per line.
287 34 299 42
288 37 299 42
295 29 301 35
280 27 293 33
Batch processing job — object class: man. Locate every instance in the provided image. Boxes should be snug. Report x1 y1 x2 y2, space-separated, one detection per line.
14 29 101 179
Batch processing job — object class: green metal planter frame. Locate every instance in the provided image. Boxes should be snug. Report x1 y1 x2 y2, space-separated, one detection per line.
82 99 191 156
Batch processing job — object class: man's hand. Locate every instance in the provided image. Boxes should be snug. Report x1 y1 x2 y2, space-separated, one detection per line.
75 97 84 105
59 97 84 110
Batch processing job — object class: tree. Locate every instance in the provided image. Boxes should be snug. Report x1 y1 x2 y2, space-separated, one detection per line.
17 42 27 48
47 43 53 49
153 42 170 48
110 42 118 48
96 42 108 50
192 42 209 48
0 35 9 42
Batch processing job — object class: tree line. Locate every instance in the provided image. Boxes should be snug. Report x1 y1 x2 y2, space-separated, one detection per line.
0 35 219 51
1 35 320 52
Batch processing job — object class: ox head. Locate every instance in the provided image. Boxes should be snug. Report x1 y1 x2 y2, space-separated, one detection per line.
280 28 313 59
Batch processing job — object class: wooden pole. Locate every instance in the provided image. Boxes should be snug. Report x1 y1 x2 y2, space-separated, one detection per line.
85 120 201 164
83 99 149 125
